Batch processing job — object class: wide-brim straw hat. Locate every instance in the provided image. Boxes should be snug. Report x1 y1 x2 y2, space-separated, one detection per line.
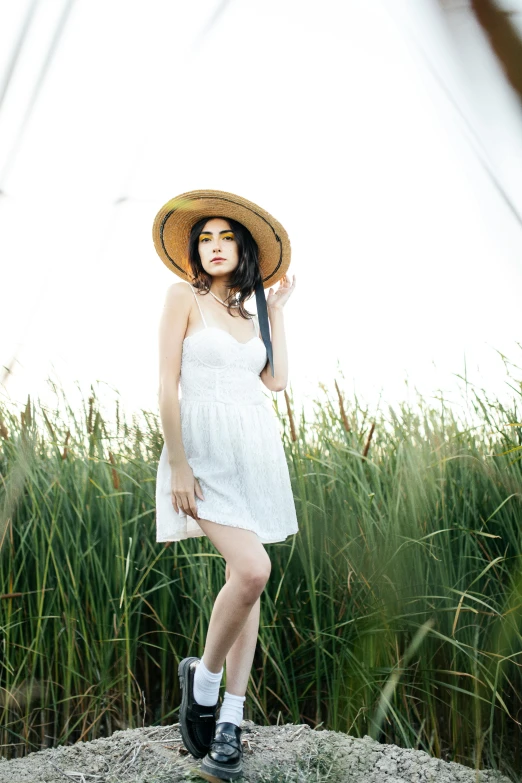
152 189 290 287
152 189 292 377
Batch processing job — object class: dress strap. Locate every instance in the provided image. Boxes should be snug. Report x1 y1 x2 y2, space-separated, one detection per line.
252 313 259 337
185 282 208 328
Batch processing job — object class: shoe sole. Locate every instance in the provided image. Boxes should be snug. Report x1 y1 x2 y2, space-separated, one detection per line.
200 753 243 780
178 657 210 759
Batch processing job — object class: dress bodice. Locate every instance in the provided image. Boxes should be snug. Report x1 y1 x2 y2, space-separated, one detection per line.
180 284 268 405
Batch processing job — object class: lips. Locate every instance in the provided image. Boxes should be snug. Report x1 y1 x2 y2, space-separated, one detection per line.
212 258 225 263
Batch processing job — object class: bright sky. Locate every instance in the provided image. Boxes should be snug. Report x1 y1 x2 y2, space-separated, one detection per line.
1 0 522 427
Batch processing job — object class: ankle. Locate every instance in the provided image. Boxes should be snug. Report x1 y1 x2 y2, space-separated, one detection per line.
216 691 246 727
201 654 223 674
193 658 223 706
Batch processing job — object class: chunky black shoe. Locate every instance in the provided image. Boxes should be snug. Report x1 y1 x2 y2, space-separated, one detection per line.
200 721 243 780
178 657 219 758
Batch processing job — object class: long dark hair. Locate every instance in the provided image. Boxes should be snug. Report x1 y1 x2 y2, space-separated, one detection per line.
187 216 262 319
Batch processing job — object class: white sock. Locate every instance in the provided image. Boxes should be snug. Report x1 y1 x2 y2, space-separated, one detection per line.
216 691 246 727
192 658 223 706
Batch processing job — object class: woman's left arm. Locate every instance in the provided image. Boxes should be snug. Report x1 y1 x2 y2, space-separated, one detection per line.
260 273 296 392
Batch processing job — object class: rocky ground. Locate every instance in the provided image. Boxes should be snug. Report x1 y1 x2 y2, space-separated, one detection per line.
0 721 513 783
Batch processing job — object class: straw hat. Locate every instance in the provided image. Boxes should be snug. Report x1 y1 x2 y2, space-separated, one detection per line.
151 189 291 287
152 189 292 377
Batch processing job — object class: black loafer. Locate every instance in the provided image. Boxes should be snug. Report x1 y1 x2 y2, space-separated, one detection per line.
178 657 219 758
200 721 243 780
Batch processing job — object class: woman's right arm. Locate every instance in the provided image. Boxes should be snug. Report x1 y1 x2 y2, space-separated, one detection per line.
158 283 190 468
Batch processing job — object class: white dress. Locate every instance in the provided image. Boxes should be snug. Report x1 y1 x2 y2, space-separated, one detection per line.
155 282 299 545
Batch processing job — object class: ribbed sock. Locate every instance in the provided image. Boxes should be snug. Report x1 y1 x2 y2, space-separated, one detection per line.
192 658 223 706
216 691 246 727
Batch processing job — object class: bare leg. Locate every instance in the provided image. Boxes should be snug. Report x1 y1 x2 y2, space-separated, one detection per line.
224 562 261 697
196 518 270 677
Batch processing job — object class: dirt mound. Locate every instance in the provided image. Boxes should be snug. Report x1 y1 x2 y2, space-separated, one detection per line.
0 721 512 783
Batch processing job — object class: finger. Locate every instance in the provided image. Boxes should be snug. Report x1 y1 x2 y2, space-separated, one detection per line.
182 500 197 520
182 492 199 521
194 479 205 501
174 494 187 516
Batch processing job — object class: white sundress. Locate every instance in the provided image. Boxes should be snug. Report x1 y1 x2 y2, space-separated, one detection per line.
155 282 299 545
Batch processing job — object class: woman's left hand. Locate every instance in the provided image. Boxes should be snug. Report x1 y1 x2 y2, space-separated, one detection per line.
267 273 296 312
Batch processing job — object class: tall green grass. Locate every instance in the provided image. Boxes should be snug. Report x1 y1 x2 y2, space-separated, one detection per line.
0 366 521 780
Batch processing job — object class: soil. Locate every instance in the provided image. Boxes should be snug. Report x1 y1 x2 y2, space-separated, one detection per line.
0 720 512 783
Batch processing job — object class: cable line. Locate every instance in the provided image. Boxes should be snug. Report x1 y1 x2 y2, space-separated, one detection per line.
383 1 522 230
0 0 40 118
0 0 77 192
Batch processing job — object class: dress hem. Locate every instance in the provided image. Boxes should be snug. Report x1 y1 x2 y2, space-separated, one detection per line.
156 512 298 545
157 535 296 544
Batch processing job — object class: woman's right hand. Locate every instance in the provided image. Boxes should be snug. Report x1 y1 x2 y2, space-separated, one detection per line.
170 461 205 521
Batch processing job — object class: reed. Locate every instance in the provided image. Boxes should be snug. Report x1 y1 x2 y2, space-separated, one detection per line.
0 367 521 780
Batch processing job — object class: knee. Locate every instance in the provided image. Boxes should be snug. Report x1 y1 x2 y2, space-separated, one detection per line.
234 558 271 603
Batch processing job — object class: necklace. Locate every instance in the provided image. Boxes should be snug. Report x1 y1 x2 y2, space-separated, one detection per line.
208 289 240 308
206 287 255 324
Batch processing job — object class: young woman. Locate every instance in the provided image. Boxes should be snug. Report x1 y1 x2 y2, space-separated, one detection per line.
153 190 298 780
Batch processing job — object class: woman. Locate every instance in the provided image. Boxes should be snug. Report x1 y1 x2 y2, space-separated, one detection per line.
153 190 298 780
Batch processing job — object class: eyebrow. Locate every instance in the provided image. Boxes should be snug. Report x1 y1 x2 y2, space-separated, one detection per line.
199 229 234 235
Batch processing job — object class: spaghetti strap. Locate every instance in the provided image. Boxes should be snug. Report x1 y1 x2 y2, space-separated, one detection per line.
185 281 208 328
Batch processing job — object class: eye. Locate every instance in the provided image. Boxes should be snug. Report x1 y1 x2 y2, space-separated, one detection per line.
223 233 235 241
199 236 210 242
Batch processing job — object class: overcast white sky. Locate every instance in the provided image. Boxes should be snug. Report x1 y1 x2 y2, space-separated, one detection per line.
1 0 522 426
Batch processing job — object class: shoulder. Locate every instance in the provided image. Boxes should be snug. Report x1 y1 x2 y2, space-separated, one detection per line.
161 281 194 323
164 280 192 304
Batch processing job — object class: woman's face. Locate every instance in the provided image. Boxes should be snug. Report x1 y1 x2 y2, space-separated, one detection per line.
197 217 239 277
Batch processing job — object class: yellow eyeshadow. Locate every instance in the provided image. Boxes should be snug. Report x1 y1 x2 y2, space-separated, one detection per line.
198 232 234 242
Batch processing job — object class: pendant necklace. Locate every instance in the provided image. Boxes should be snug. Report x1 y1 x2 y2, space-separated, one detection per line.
207 288 256 324
208 289 240 309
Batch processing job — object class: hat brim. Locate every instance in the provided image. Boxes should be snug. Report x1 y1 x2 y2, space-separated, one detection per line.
152 189 291 288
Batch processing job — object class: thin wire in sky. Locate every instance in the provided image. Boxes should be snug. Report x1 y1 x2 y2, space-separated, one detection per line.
191 0 234 52
0 0 77 192
0 0 39 121
382 0 522 231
